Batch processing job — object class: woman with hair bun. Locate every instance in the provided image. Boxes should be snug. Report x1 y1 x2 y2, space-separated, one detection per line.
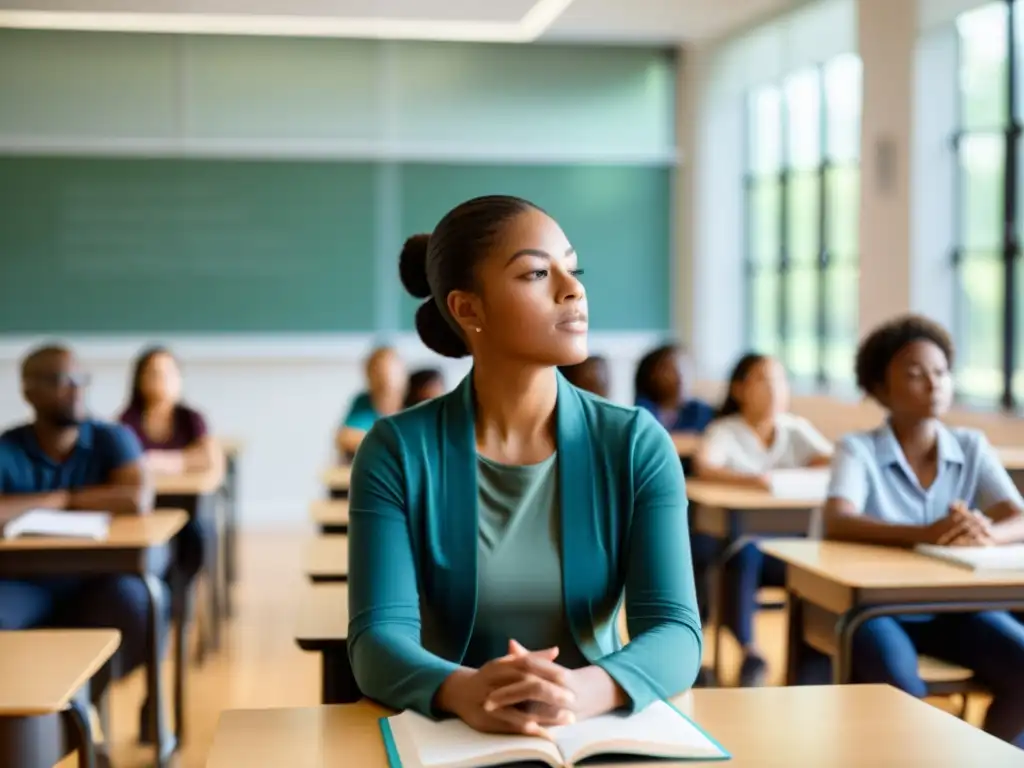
348 196 701 736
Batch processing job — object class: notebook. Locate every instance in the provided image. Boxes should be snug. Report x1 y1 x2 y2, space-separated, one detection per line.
2 509 111 541
380 700 730 768
767 468 831 501
915 544 1024 571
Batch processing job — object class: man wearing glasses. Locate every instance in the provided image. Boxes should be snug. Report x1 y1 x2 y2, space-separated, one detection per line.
0 343 158 732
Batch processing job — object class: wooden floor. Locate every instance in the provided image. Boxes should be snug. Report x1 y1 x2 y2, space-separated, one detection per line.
60 531 989 768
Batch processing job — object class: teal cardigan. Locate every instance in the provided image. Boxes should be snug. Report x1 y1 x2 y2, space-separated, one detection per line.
347 371 703 716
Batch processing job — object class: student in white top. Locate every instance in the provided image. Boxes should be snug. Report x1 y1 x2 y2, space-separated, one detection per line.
694 352 832 686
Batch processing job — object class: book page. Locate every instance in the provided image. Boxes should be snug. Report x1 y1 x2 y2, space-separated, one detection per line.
4 509 111 540
915 544 1024 571
388 710 563 768
552 701 726 765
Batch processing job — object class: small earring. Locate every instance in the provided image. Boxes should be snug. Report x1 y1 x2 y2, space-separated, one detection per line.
474 327 482 333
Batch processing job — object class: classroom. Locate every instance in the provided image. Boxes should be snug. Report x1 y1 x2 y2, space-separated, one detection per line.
1 0 1024 765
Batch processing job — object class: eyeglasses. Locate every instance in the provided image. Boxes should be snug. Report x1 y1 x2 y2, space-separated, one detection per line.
27 372 92 389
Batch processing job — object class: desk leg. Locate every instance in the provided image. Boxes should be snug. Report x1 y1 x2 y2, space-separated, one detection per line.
201 495 223 654
784 592 803 686
173 574 191 745
62 699 95 768
321 644 359 705
224 455 239 611
142 573 175 768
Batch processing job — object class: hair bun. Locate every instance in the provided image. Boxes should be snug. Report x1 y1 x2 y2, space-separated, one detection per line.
399 234 432 299
415 300 469 359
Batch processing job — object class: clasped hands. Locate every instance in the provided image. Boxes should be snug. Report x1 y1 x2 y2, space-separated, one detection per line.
926 501 997 547
436 639 581 740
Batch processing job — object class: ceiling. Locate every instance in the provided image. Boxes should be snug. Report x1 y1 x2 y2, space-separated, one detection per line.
0 0 799 43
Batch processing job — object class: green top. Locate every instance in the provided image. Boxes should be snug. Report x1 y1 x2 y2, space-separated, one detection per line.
347 371 703 717
465 452 590 669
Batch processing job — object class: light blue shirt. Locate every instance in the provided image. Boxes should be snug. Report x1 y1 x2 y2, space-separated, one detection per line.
827 422 1023 525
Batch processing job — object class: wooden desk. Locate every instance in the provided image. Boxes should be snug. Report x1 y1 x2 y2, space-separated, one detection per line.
309 500 349 535
0 511 187 768
0 629 120 768
686 480 822 685
760 539 1024 686
155 466 228 657
216 437 244 602
672 432 701 458
304 536 348 583
294 584 357 704
320 466 352 499
207 685 1024 767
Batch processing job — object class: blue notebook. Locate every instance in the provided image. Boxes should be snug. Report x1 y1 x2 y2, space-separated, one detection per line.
379 699 731 767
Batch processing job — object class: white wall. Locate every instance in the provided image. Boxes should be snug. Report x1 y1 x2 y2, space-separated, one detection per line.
0 332 663 526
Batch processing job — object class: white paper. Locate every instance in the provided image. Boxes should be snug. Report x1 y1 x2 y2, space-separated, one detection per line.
768 468 831 501
3 509 111 540
915 544 1024 571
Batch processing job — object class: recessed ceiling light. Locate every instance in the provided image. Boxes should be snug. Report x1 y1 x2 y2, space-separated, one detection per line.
0 0 576 42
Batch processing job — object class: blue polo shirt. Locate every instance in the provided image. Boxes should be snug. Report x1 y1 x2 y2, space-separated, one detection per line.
0 420 143 493
827 422 1023 525
635 397 716 434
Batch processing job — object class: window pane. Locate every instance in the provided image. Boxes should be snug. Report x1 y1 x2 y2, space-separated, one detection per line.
747 178 781 266
824 54 862 162
748 87 782 175
784 68 822 170
955 254 1004 400
1015 256 1024 403
749 268 782 357
824 262 858 382
957 2 1008 130
784 267 820 379
959 134 1004 251
787 172 820 265
826 165 859 258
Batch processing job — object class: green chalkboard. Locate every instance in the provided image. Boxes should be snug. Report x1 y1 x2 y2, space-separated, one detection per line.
0 156 378 332
398 164 672 331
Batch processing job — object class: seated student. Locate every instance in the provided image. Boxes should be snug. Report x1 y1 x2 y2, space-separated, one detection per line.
825 315 1024 749
0 345 160 711
119 346 222 589
335 346 407 460
694 352 832 686
634 344 714 434
404 368 446 409
559 355 611 398
350 197 702 734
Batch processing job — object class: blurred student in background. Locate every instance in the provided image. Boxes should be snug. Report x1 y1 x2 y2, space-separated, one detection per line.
634 344 714 434
404 368 445 409
694 352 832 687
335 346 407 460
119 346 220 636
560 355 611 398
824 316 1024 748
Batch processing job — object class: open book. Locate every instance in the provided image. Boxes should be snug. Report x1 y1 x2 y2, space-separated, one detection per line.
2 509 111 541
380 700 729 768
767 468 831 501
915 543 1024 571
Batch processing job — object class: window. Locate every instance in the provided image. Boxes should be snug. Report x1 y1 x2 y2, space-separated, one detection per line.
953 1 1021 408
743 54 862 385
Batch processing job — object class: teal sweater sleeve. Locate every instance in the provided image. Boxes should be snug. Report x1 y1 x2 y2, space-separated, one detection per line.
346 421 461 715
593 410 704 710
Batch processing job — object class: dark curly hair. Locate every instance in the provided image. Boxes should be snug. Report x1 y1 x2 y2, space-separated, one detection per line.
855 314 955 399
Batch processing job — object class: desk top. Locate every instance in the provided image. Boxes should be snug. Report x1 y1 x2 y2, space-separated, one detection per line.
206 685 1024 767
998 446 1024 470
0 509 187 551
304 536 348 579
761 539 1024 589
154 467 225 495
295 584 348 644
686 479 822 510
0 629 121 716
320 465 352 491
309 500 349 527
